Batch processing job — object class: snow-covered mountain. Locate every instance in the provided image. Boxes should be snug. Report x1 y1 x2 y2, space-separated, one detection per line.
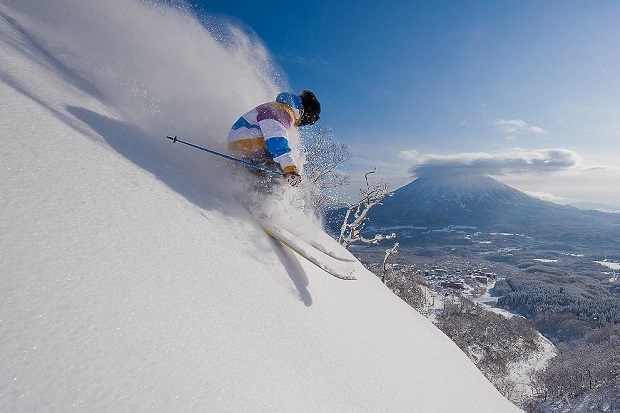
0 1 521 411
372 173 535 227
368 172 620 246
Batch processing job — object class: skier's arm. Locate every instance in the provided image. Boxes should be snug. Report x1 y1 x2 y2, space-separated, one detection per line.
256 106 299 175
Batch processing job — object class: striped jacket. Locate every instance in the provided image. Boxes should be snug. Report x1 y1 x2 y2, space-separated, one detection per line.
227 92 302 174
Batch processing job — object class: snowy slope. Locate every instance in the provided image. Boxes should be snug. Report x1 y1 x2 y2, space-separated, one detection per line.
0 1 521 412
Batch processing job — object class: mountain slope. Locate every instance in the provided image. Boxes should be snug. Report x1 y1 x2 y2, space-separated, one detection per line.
0 2 520 412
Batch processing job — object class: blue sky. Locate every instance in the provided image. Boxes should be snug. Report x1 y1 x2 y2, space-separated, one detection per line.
191 1 620 205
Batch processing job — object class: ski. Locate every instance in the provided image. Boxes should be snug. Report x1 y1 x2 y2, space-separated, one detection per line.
249 210 356 263
260 222 357 280
271 225 357 263
300 235 357 263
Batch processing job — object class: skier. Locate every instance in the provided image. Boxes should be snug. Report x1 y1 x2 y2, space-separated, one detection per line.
227 90 321 190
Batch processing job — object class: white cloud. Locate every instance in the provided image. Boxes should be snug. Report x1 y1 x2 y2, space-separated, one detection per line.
524 191 563 202
399 148 581 177
495 119 547 135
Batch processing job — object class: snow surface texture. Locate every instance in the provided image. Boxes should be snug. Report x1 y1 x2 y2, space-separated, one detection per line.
0 1 521 411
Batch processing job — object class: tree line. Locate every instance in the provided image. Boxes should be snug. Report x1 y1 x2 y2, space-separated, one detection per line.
529 324 620 412
494 277 620 411
495 278 620 326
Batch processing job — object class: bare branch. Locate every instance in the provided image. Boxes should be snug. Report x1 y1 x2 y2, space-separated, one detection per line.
338 169 395 249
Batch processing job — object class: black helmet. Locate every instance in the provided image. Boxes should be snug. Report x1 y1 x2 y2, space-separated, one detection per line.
299 90 321 126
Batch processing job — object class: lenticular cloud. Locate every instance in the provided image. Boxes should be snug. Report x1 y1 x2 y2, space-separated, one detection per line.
401 147 581 177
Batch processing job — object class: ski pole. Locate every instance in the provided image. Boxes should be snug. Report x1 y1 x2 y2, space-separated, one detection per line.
165 136 284 176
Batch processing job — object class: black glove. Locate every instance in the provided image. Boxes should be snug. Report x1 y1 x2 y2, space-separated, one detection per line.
284 172 302 187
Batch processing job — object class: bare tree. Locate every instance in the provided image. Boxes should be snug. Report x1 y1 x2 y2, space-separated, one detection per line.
300 126 352 210
382 242 399 283
338 169 395 249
